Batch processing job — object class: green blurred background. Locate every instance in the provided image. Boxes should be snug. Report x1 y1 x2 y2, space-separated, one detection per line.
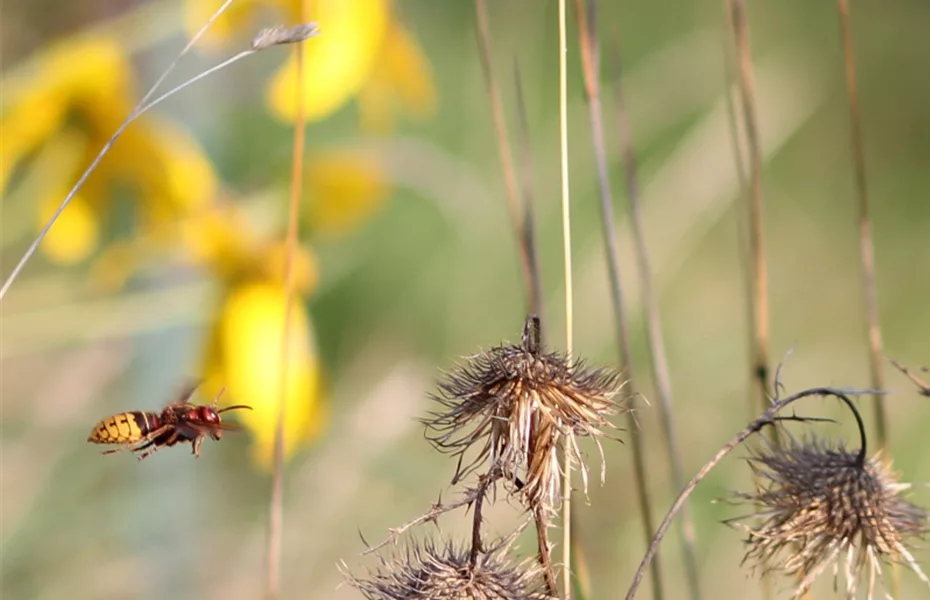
2 0 929 599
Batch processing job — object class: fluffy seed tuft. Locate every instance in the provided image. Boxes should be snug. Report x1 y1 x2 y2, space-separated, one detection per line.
422 315 626 508
727 435 929 599
347 538 555 600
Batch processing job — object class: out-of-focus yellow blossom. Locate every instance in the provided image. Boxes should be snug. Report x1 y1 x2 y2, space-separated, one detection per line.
186 202 325 470
183 0 435 128
202 280 326 470
305 150 388 238
0 35 217 264
355 23 437 133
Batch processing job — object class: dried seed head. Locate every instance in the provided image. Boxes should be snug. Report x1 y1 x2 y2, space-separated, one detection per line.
727 435 929 598
422 315 626 508
348 538 555 600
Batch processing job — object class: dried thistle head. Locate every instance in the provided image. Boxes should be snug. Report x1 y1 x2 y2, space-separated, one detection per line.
727 434 929 599
422 314 626 508
347 537 555 600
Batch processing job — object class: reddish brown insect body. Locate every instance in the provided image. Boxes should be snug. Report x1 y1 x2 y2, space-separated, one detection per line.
87 382 252 461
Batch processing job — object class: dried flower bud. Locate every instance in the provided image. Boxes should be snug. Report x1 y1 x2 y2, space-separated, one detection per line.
726 435 929 598
347 537 555 600
422 315 626 508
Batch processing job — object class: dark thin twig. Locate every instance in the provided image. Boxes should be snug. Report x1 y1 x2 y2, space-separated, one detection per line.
361 482 491 556
473 0 538 317
469 473 495 566
571 2 662 599
608 27 700 600
890 359 930 397
534 506 559 596
624 387 882 600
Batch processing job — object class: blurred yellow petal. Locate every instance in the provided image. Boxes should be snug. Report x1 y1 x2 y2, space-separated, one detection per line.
214 281 325 470
0 36 131 193
357 22 437 133
306 151 388 237
129 119 218 226
266 0 390 122
0 88 67 193
29 130 100 264
260 240 319 294
38 194 99 264
179 205 254 278
90 239 146 292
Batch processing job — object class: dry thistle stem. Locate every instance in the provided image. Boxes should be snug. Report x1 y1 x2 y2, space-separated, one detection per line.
727 434 929 599
348 537 555 600
422 314 626 508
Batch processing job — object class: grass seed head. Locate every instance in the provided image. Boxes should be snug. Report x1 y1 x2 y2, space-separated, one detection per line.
727 435 929 598
348 537 555 600
422 314 626 508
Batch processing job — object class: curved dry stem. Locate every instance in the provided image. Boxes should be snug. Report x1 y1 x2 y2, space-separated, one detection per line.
624 386 882 600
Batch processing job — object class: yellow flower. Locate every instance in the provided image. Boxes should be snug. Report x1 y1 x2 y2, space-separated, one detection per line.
0 34 217 265
183 0 436 127
355 22 437 133
203 279 326 470
305 150 388 238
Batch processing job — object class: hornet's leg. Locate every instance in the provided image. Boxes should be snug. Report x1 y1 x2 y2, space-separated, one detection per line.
191 435 205 458
136 430 178 461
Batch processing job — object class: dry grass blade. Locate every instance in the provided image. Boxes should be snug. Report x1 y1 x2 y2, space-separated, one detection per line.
512 60 545 323
727 0 772 411
606 22 699 600
835 0 888 451
473 0 539 317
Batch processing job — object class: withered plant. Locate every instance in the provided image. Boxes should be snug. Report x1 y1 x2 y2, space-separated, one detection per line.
623 381 930 600
727 431 928 598
423 314 626 508
348 314 628 597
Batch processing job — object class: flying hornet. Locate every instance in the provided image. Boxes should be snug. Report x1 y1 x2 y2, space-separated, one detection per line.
87 381 252 461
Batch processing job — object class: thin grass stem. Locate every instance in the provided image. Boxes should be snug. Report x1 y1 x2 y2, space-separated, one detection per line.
266 6 311 599
727 0 771 419
557 0 575 597
567 3 662 599
835 0 887 448
725 4 777 598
